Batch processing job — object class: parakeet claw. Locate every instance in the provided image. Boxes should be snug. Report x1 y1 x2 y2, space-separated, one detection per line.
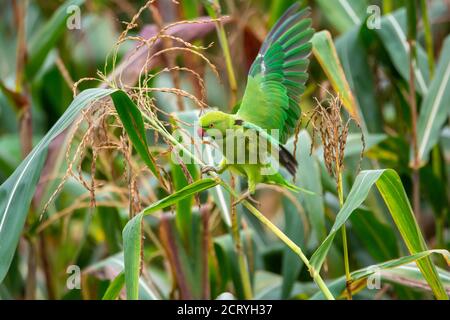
232 191 260 207
201 165 218 175
247 194 260 207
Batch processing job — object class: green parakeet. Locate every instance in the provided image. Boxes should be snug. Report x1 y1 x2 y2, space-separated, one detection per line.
198 3 314 195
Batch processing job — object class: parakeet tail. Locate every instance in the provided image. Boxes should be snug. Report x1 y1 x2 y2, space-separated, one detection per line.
265 172 315 195
281 180 315 195
279 144 298 176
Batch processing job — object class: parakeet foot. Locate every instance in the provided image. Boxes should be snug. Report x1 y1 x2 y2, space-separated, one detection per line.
232 191 260 207
201 165 218 175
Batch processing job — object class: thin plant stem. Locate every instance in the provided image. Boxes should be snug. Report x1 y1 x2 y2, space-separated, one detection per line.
383 0 393 14
421 0 445 248
406 1 421 224
39 233 56 299
24 237 37 299
421 0 445 249
230 175 253 299
341 227 351 292
420 0 435 78
200 207 210 299
235 191 335 300
13 0 41 300
437 210 448 254
146 114 334 299
338 171 352 300
432 146 447 250
203 0 237 108
13 0 32 157
217 21 238 107
14 0 26 93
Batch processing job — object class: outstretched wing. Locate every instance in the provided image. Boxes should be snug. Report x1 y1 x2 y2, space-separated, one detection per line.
236 3 313 143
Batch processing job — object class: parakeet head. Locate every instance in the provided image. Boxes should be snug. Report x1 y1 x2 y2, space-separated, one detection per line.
197 111 235 138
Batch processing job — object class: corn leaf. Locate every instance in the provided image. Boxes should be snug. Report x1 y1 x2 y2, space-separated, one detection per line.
0 88 114 283
315 0 367 33
159 212 210 299
380 264 450 293
213 231 257 299
312 249 449 299
350 208 399 261
310 169 448 300
371 9 430 95
123 178 219 299
26 0 85 79
102 272 125 300
287 131 326 244
85 253 159 300
169 114 199 240
312 31 365 130
280 198 305 299
417 36 450 163
170 159 198 240
336 27 382 132
110 90 159 178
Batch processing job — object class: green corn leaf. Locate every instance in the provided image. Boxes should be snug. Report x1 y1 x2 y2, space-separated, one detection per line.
312 249 449 299
0 88 115 284
268 0 297 28
406 0 417 41
0 135 29 177
98 207 123 254
159 213 209 299
180 0 199 19
102 272 125 300
169 115 199 241
350 208 399 261
312 31 366 131
280 198 305 299
253 271 320 299
380 264 450 293
315 0 367 33
123 178 219 299
417 36 450 163
188 212 210 298
371 9 430 95
122 213 143 301
213 230 257 299
336 28 382 132
310 169 448 300
110 90 159 179
26 0 85 79
85 253 159 300
143 178 219 215
170 159 197 239
287 130 326 244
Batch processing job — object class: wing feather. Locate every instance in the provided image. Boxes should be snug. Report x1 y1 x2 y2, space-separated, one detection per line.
237 4 313 143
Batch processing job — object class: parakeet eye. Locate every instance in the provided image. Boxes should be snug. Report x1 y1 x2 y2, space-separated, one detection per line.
209 123 214 128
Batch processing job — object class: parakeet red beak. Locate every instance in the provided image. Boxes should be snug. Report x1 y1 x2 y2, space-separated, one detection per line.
197 127 206 138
